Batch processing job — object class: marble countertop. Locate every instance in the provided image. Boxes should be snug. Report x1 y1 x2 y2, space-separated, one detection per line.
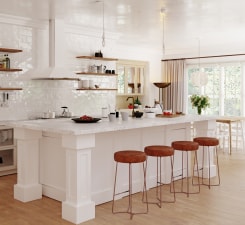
4 115 216 135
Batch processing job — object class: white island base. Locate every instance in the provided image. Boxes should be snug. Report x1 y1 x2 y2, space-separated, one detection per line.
10 115 217 224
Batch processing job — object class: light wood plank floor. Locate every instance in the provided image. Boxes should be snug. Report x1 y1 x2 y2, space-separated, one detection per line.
1 152 245 225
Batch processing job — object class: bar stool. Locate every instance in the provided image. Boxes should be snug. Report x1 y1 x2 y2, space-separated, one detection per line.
143 145 175 208
193 137 220 188
171 141 200 197
112 150 148 219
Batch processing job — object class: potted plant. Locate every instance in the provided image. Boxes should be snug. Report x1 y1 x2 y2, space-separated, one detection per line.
190 94 210 115
134 97 141 109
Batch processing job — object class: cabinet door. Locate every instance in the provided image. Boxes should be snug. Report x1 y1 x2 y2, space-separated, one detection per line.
117 60 146 95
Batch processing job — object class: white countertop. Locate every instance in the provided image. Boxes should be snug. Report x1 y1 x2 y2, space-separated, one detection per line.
4 115 216 135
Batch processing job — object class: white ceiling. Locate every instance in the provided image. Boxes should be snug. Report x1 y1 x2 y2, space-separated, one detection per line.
1 0 245 57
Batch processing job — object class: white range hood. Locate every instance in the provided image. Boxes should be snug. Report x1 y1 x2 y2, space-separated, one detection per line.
25 19 74 78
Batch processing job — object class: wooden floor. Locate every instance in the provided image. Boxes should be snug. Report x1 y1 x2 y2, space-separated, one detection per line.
1 152 245 225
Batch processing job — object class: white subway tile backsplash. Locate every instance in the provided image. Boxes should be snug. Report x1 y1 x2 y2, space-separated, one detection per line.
0 19 118 121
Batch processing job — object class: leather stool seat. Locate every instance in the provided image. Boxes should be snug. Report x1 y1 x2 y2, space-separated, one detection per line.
193 137 220 188
193 137 219 146
114 150 146 163
172 141 199 151
144 145 174 157
112 150 148 219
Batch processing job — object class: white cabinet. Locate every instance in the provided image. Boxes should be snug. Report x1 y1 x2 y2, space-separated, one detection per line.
0 126 16 175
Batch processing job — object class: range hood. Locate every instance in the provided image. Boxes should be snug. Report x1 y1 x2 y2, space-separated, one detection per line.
25 19 75 78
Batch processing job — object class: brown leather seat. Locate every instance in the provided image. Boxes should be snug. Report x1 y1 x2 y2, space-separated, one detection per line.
144 145 175 207
144 145 174 157
112 150 148 219
172 141 199 151
114 150 146 163
193 137 219 146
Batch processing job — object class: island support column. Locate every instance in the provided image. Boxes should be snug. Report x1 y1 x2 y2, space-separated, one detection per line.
194 119 217 178
14 128 43 202
61 133 95 224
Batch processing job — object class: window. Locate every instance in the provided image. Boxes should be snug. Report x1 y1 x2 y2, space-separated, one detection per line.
187 62 243 116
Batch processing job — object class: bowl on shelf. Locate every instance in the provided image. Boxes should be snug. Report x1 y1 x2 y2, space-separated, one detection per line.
134 111 143 118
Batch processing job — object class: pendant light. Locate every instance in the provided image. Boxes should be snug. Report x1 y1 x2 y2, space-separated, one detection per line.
153 7 171 108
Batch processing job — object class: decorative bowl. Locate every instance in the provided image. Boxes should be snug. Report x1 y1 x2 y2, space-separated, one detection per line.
134 111 143 118
145 112 155 118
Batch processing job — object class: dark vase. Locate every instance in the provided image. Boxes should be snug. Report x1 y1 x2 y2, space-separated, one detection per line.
197 107 202 115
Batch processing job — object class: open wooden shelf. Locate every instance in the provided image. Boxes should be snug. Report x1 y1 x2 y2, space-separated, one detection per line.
76 56 118 61
32 77 80 81
0 68 22 72
0 48 23 53
0 88 23 91
76 72 117 76
76 88 117 91
0 48 23 73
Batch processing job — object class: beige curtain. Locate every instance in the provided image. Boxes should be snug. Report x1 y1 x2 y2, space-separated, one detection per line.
162 59 185 113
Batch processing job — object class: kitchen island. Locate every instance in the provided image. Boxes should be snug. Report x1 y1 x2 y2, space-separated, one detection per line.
7 115 216 224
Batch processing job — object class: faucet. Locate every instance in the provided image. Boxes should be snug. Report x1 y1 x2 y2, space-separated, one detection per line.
126 96 135 117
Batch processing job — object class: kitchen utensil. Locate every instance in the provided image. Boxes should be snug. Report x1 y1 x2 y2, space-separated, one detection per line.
108 113 116 122
82 80 89 88
95 51 103 57
89 80 94 89
121 111 129 121
90 65 97 73
97 65 106 73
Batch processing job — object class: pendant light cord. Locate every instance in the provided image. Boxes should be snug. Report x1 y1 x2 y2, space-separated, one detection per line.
198 38 201 72
102 0 105 47
161 8 165 57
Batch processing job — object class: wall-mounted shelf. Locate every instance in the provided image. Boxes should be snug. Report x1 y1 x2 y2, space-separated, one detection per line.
0 68 22 72
76 56 118 61
76 88 117 91
0 48 22 53
0 88 23 91
76 72 117 76
76 55 118 90
0 48 23 73
32 77 80 81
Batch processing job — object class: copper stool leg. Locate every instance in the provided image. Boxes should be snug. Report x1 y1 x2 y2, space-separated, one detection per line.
112 161 148 219
174 150 200 197
143 155 175 207
201 145 220 188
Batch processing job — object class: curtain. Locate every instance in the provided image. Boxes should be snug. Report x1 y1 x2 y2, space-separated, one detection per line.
162 59 185 113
